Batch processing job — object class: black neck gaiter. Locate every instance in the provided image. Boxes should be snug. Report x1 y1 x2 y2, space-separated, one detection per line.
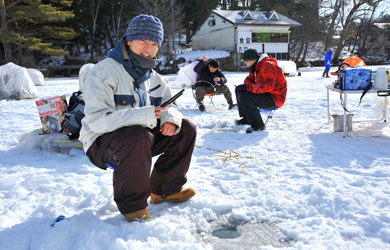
127 47 157 69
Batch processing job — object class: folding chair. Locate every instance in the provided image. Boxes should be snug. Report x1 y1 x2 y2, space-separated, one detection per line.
205 93 214 106
191 83 215 106
260 107 279 127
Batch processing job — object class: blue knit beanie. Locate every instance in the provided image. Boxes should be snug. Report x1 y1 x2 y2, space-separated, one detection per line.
125 14 164 47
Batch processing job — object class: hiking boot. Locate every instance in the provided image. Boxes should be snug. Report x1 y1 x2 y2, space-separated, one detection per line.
150 188 196 204
199 104 205 112
245 125 265 133
235 118 249 125
228 104 236 110
123 208 151 222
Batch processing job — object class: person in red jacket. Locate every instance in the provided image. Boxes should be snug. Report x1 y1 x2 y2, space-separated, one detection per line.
235 49 287 133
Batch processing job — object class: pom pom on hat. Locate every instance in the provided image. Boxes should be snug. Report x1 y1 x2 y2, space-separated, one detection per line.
125 14 164 47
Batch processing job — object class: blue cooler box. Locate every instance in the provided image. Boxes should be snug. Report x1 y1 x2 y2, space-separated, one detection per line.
340 68 372 90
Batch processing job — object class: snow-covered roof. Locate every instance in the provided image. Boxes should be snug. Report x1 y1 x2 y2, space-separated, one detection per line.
213 9 301 27
374 23 390 29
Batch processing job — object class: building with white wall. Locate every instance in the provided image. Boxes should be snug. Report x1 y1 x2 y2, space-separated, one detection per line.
192 9 301 68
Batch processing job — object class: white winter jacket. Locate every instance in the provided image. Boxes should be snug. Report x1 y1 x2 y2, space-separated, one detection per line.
79 57 183 152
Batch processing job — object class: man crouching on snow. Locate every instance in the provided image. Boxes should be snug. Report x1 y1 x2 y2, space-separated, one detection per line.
79 14 197 222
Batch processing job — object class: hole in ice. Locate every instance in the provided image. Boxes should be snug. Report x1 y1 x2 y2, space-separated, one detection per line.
212 226 241 239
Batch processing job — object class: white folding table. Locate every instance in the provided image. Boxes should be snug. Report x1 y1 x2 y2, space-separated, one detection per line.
326 86 388 137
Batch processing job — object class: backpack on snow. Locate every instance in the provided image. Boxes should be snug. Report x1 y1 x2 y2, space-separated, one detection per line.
61 91 85 139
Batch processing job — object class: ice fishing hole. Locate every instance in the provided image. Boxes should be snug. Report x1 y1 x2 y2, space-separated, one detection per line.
212 226 241 239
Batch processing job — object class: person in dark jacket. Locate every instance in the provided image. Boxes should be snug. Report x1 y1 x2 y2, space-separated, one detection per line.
235 49 287 133
193 56 234 112
322 49 332 77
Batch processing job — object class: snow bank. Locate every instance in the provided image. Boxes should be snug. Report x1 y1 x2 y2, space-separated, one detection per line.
1 67 390 249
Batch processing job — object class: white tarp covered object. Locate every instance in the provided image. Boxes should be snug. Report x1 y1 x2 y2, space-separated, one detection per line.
27 68 45 86
79 63 95 92
0 62 39 99
278 60 298 77
174 61 199 88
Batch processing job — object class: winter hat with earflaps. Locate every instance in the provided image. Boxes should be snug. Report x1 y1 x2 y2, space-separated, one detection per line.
242 49 259 61
125 14 164 47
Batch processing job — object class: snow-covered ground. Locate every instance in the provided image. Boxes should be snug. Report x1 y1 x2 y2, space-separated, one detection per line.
1 65 390 249
175 50 230 62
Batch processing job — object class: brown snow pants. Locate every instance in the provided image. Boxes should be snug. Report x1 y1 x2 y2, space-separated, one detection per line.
86 119 197 214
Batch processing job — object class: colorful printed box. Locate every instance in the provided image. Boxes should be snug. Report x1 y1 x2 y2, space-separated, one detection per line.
36 96 67 134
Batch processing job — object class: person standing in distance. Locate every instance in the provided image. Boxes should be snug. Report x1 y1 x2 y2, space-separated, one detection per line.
322 49 333 78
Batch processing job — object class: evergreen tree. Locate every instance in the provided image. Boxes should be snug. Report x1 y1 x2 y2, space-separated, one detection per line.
288 0 323 65
0 0 77 65
178 0 218 44
68 0 137 62
100 0 136 48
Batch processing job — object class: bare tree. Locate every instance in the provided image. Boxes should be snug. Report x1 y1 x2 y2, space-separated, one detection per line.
167 0 185 51
289 0 323 65
331 0 383 64
134 0 185 59
90 0 101 62
321 0 343 51
105 0 125 48
350 4 382 57
219 0 227 9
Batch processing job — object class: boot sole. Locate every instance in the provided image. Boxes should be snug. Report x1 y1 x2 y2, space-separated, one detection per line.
126 214 151 222
124 209 151 222
150 191 196 204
